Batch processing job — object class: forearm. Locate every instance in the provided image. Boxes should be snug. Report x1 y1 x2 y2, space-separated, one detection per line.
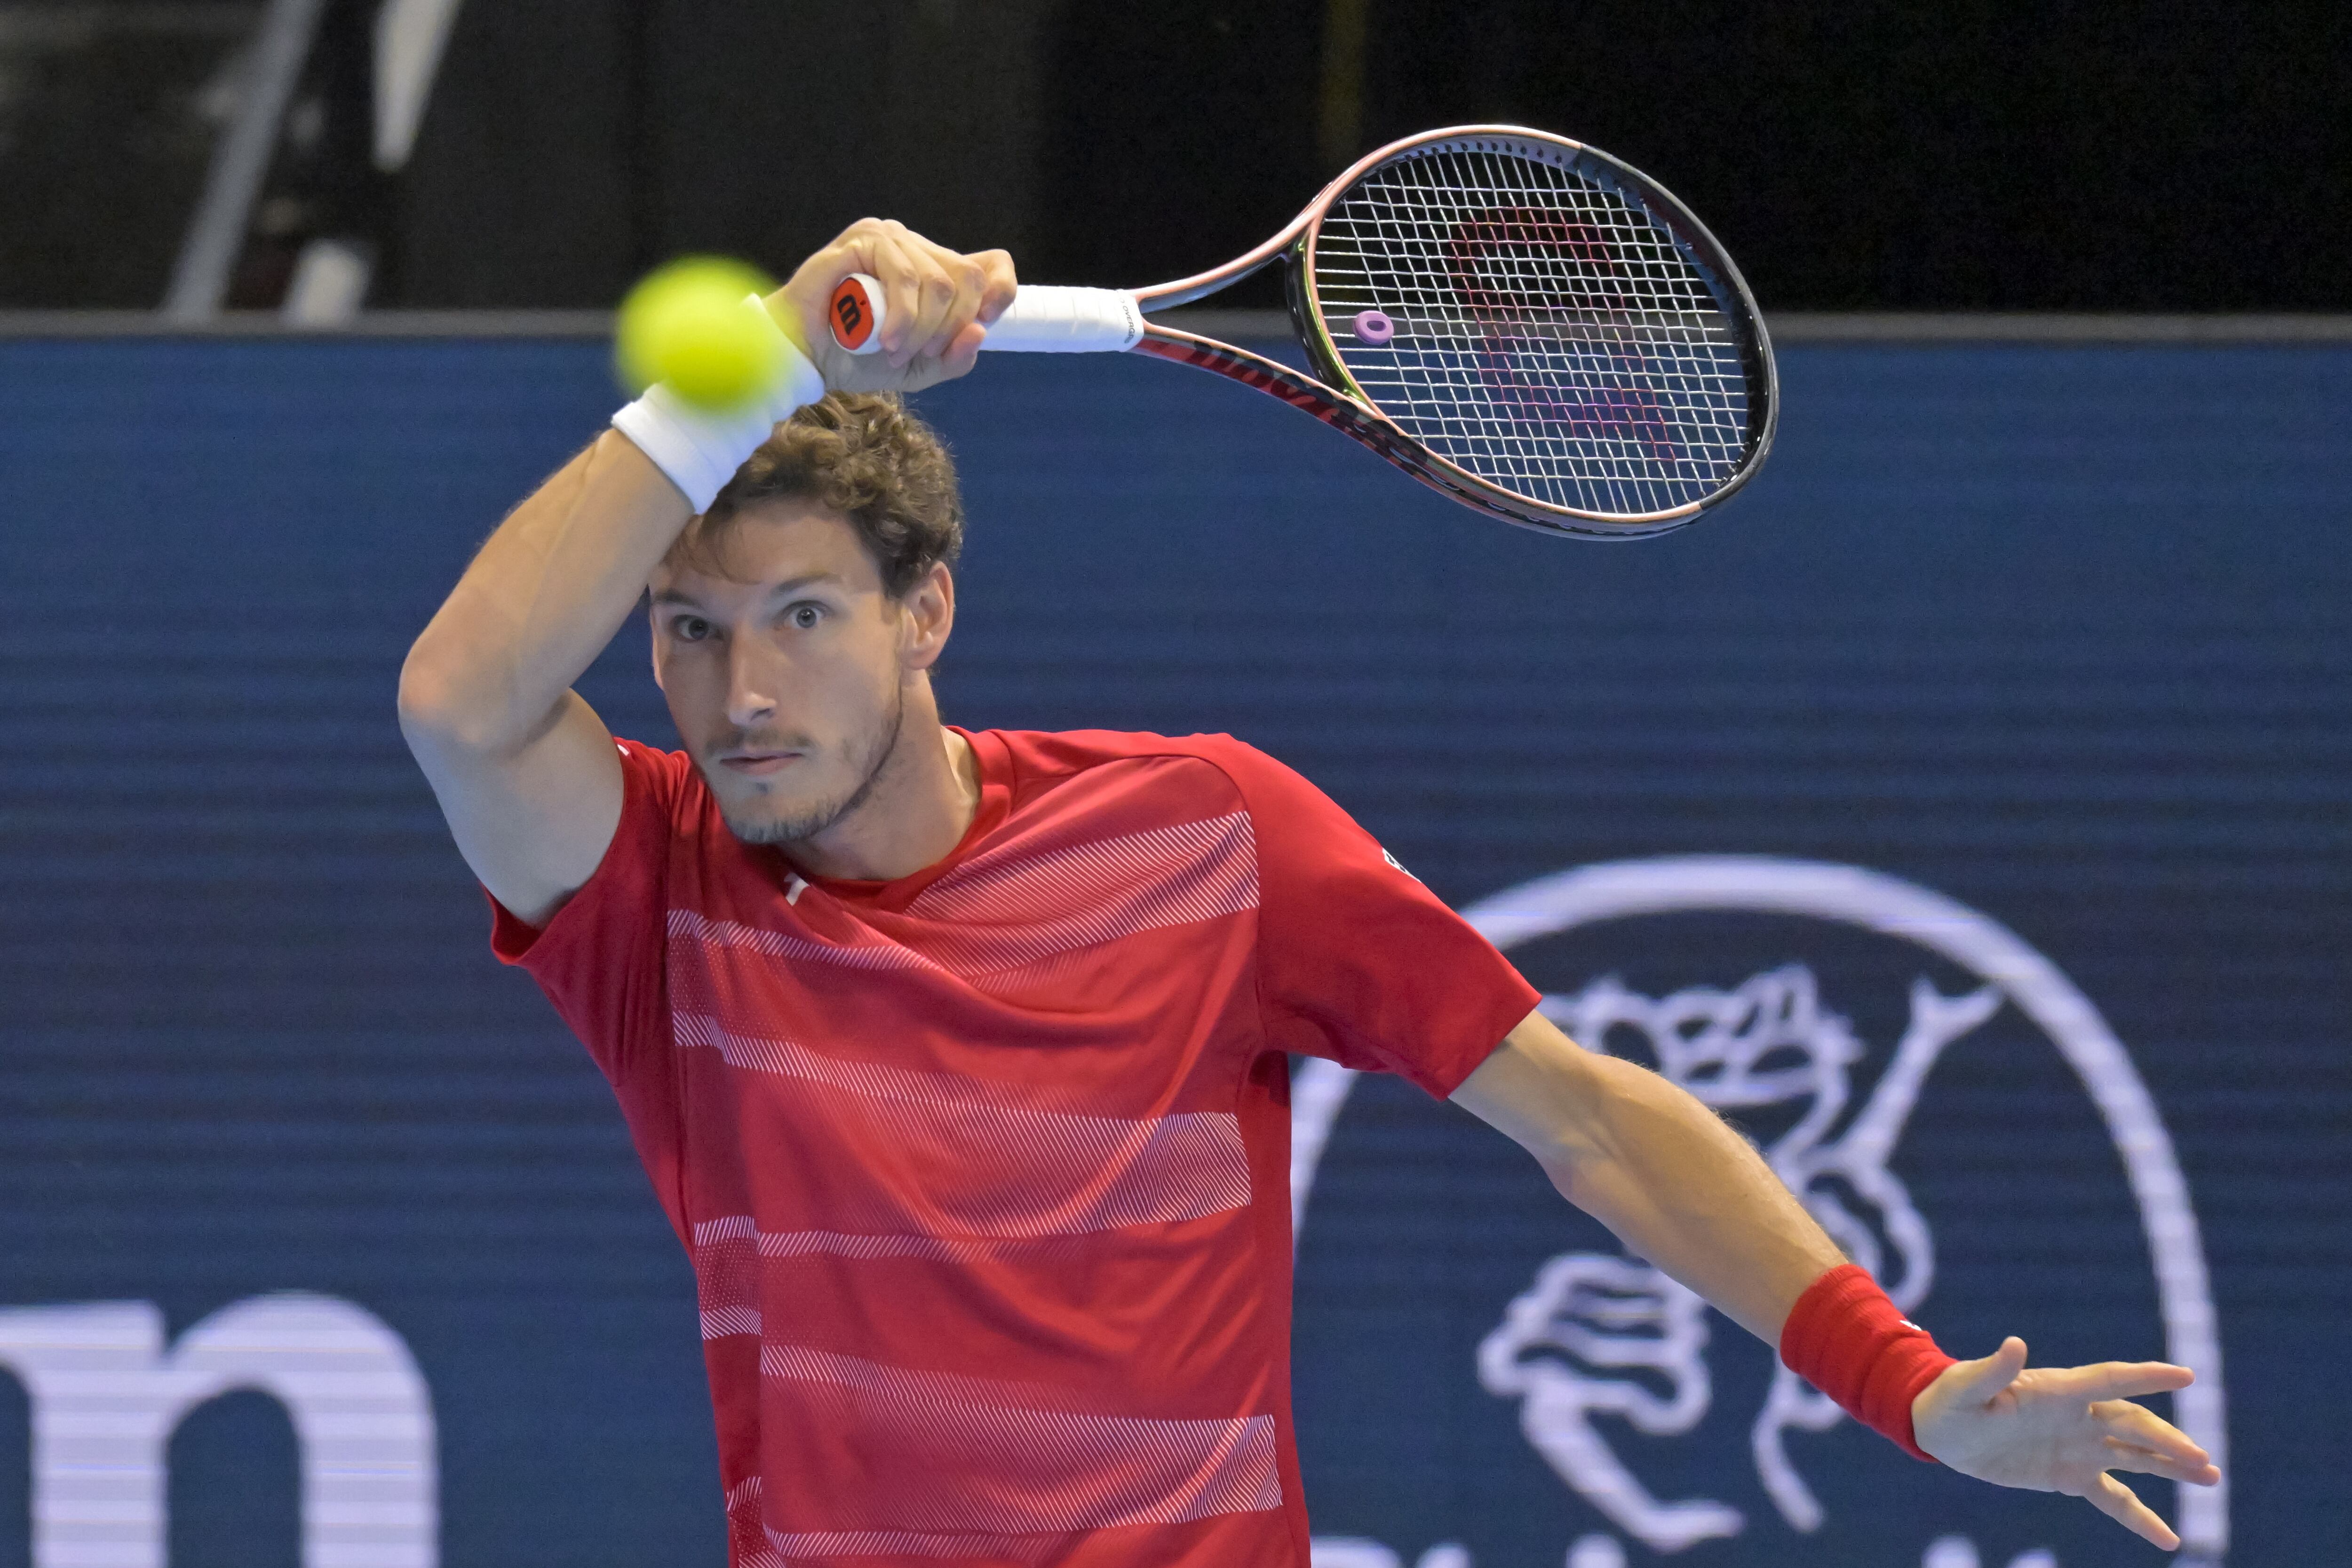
1452 1015 1845 1343
399 429 687 753
1542 1051 1845 1342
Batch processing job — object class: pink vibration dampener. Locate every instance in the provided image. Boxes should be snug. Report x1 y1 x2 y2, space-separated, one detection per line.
1352 310 1395 345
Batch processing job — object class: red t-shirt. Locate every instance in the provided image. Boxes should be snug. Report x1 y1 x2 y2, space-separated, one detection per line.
494 727 1538 1568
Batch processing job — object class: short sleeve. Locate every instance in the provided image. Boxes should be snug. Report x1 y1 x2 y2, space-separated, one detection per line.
488 738 694 1229
1209 740 1540 1098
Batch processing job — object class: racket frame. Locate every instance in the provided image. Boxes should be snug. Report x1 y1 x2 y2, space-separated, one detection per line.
1130 125 1779 539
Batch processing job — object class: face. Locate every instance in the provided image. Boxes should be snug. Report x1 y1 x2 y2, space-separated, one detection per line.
649 500 950 849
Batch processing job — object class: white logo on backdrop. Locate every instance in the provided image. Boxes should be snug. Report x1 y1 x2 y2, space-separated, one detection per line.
0 1293 437 1568
1476 1251 1738 1552
1292 856 2228 1568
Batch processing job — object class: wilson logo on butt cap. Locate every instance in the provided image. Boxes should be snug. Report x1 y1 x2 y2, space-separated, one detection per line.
829 274 885 354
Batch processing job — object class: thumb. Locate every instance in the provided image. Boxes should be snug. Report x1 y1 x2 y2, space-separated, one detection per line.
1940 1336 2029 1406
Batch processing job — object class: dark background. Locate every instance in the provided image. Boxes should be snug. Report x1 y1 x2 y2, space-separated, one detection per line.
0 333 2345 1564
2 0 2348 311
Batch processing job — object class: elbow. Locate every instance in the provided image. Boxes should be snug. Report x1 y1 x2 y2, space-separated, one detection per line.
397 640 503 756
396 642 455 739
1532 1054 1667 1201
1506 1106 1604 1204
1531 1135 1597 1208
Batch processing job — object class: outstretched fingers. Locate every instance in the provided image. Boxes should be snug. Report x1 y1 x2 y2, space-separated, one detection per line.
2087 1472 2180 1551
2096 1399 2221 1487
2095 1396 2207 1455
2101 1435 2224 1485
2073 1359 2196 1401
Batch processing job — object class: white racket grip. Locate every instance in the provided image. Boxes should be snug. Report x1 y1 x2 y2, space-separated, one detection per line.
980 287 1145 353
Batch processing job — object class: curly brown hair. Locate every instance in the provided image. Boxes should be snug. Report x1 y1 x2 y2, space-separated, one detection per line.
671 391 963 597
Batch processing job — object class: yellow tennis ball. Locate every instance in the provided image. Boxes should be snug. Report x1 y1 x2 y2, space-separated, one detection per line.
614 257 782 411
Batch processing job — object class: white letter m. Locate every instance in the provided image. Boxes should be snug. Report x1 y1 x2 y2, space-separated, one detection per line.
0 1293 437 1568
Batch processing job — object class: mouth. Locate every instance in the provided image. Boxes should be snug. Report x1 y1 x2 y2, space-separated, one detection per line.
716 749 804 778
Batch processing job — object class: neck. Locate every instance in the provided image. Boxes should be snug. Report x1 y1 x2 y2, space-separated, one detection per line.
783 689 980 882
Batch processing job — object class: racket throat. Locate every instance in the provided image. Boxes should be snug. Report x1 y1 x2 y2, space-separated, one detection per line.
1136 251 1285 313
1282 241 1367 404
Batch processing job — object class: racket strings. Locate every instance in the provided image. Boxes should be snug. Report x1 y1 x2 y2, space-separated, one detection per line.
1312 144 1753 518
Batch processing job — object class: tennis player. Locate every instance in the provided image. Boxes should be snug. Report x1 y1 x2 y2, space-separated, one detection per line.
399 220 2221 1567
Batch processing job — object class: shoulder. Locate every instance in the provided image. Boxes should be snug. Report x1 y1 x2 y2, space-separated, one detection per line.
976 730 1361 860
978 726 1290 779
979 728 1322 808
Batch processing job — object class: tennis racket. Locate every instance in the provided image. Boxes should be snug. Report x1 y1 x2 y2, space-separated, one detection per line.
828 124 1776 540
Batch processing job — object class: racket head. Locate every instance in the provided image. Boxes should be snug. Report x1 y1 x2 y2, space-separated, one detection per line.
1293 127 1777 538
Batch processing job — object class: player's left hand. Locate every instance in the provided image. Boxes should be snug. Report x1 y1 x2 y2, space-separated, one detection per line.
1912 1337 2222 1550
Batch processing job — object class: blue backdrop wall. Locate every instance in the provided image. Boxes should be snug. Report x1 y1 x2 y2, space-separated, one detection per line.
0 335 2344 1568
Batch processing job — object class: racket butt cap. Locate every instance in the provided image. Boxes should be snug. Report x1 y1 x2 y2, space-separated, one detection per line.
829 273 886 354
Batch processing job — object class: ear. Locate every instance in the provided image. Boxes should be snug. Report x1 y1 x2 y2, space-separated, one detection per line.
898 562 956 673
646 597 668 692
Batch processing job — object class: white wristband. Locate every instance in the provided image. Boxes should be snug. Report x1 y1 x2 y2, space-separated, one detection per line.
609 294 826 513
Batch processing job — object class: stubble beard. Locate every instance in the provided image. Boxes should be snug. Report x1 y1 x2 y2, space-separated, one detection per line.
712 683 909 848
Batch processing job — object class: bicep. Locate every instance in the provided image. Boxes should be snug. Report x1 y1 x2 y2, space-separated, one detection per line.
403 688 624 928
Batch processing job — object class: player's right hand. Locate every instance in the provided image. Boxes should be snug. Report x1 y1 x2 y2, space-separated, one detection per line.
769 219 1016 395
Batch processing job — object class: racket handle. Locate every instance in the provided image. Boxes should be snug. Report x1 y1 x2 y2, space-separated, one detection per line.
979 287 1145 353
826 274 1144 356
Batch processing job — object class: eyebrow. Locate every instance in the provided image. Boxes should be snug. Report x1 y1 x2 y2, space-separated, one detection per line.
651 573 842 610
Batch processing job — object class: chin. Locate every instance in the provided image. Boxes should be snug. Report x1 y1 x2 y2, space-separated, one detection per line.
717 806 811 847
714 784 853 847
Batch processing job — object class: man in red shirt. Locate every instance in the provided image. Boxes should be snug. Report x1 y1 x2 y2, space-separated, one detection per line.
398 220 2219 1566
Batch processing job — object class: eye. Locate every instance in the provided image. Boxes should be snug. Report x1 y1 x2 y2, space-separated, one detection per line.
788 603 825 630
672 615 713 643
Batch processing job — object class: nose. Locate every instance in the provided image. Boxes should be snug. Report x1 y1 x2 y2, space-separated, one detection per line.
722 632 779 730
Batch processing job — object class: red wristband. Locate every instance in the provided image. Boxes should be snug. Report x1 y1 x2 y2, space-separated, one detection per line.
1777 1263 1956 1461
